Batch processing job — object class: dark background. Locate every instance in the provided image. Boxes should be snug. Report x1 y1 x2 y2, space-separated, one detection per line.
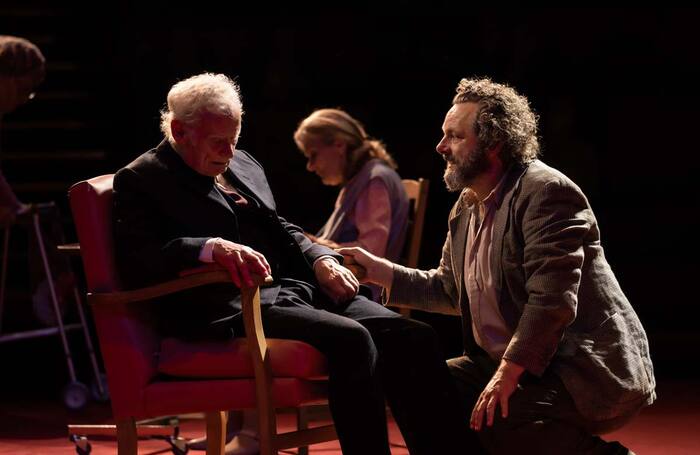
1 6 698 399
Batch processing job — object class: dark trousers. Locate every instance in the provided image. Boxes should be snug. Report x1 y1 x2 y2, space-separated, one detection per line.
448 354 636 455
247 285 481 455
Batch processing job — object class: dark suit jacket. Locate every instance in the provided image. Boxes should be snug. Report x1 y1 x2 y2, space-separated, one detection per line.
388 160 656 422
113 140 340 336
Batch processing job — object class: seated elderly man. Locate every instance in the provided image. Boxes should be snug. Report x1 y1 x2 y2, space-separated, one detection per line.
112 73 479 455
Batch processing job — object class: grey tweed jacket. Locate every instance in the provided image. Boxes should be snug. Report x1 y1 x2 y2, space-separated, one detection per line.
388 160 655 422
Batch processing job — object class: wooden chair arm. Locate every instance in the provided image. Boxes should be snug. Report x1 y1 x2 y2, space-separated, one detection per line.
87 268 273 306
89 264 277 425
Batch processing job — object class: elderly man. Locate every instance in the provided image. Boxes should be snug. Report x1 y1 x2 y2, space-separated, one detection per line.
341 78 655 454
112 73 475 455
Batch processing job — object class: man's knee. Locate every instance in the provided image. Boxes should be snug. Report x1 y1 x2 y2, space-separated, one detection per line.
406 317 438 338
447 355 489 383
379 317 439 348
330 322 377 364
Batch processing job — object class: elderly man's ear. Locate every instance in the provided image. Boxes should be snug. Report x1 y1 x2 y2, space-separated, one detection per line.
171 119 187 143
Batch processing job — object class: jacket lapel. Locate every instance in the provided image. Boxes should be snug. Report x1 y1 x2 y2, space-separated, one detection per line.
449 192 471 306
207 184 235 214
229 151 276 212
450 195 482 353
156 141 235 216
491 163 528 326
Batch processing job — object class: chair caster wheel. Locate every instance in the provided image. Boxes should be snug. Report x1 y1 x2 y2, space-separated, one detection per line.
168 435 189 455
64 381 89 410
69 434 92 454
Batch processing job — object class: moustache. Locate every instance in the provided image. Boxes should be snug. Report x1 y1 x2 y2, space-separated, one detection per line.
443 155 456 164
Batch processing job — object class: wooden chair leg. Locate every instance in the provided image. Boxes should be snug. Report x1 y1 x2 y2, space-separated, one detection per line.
115 418 137 455
205 411 227 455
257 403 276 455
297 407 309 455
243 284 277 455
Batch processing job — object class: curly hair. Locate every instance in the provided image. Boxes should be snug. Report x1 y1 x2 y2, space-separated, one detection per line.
453 78 539 165
294 108 397 182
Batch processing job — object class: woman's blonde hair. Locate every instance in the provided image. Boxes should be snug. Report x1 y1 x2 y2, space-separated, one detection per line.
294 108 397 181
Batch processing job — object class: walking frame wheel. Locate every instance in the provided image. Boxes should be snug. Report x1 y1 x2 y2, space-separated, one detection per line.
63 381 89 410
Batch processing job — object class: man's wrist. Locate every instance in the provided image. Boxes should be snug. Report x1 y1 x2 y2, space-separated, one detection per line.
499 358 525 380
199 237 222 263
313 255 338 271
374 258 394 288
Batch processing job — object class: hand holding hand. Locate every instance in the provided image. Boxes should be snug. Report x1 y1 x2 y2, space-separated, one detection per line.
212 239 271 288
340 253 367 281
314 257 359 304
336 247 394 287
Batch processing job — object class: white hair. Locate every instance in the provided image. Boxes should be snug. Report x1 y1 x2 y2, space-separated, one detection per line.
160 73 243 145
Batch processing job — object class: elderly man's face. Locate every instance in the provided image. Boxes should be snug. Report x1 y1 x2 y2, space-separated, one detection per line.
174 111 240 177
435 102 490 192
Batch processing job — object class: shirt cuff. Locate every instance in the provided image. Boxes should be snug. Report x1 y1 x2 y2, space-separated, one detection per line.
199 237 221 263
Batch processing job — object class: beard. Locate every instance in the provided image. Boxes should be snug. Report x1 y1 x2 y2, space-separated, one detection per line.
443 144 490 192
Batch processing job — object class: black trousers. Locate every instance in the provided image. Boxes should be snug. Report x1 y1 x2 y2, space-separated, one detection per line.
448 354 636 455
237 282 482 455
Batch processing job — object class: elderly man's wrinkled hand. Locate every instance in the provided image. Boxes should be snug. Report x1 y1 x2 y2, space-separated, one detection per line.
314 257 359 304
212 239 271 288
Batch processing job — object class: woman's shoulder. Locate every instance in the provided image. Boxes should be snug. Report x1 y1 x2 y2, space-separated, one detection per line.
364 159 401 181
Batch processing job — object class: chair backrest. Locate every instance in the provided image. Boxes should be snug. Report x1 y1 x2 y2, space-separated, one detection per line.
68 174 158 418
400 178 429 268
68 174 120 293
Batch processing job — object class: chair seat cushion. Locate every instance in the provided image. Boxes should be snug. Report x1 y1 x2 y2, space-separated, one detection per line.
158 337 328 379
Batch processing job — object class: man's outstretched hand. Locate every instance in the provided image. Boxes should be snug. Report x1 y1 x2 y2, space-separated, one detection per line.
336 247 394 288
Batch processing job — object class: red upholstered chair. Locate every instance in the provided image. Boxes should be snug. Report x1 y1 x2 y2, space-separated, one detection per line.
68 175 336 455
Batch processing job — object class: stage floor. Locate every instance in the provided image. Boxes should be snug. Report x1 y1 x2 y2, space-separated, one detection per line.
0 379 697 454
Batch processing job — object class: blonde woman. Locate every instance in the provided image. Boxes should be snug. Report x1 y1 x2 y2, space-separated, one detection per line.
294 108 409 272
